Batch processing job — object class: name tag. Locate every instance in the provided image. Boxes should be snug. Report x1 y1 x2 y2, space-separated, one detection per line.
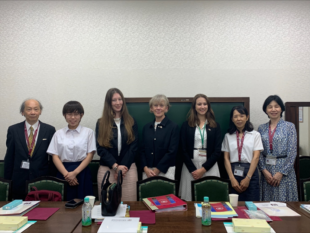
266 156 276 165
234 165 244 177
198 149 207 157
21 160 30 169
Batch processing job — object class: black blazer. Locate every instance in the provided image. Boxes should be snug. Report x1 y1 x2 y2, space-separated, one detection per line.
4 121 56 199
140 116 180 173
95 118 138 169
180 121 222 173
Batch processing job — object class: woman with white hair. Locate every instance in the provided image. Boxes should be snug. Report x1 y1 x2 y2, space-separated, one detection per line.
140 94 180 180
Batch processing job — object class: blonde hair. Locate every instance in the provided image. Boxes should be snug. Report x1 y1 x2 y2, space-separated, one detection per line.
97 88 135 148
149 94 171 113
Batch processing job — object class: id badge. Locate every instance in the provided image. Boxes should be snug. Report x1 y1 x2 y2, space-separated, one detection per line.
198 149 207 157
234 165 244 177
21 160 30 169
266 156 276 165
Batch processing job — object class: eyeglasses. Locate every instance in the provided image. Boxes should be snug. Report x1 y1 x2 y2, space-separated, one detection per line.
66 113 81 118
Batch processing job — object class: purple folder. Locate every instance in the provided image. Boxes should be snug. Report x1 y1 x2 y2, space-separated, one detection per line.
24 208 59 220
129 210 156 224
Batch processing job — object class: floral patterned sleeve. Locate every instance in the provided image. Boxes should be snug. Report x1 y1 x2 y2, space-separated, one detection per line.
278 123 297 176
258 125 267 171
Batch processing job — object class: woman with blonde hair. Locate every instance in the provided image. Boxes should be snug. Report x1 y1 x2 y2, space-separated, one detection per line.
179 94 222 201
96 88 138 201
140 94 179 180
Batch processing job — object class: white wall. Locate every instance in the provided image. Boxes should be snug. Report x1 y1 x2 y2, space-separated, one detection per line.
1 1 310 158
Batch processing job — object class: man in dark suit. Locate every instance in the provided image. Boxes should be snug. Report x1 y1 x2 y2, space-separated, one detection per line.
4 99 56 199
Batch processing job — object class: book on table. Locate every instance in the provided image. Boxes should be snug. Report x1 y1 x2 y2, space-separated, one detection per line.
300 204 310 214
0 201 40 216
142 194 187 213
195 202 238 218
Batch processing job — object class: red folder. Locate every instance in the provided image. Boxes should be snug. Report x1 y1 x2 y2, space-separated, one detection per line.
142 194 187 213
24 208 59 220
129 210 156 224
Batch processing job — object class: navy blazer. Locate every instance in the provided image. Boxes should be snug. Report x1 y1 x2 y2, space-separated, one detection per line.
180 121 222 173
4 121 56 199
95 118 138 169
140 116 180 173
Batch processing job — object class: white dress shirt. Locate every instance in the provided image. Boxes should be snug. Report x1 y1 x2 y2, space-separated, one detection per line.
221 130 263 163
25 120 40 144
47 125 96 162
114 118 122 156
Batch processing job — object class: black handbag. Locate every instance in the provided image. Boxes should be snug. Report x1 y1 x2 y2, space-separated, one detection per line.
101 170 123 216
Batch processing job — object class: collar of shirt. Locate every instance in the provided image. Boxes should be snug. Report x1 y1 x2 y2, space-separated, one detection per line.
234 130 254 135
65 124 81 133
196 119 208 129
25 120 40 133
150 116 169 128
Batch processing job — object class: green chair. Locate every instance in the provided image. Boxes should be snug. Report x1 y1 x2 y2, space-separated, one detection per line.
136 176 178 201
0 178 12 201
299 156 310 180
88 160 100 200
191 176 229 202
301 178 310 201
26 176 67 201
0 160 4 178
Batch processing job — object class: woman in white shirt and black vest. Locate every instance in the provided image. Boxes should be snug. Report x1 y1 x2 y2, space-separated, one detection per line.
96 88 138 201
47 101 96 200
222 106 263 201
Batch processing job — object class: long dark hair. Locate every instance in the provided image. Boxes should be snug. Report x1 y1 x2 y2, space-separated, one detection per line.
187 94 217 128
227 106 253 134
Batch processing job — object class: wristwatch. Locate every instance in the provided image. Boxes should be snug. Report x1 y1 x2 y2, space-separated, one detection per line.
246 175 251 180
113 165 118 172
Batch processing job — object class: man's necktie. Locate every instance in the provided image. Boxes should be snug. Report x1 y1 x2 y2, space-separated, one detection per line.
28 126 35 157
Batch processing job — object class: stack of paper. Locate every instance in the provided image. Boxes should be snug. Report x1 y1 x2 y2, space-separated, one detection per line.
0 201 40 216
91 204 127 222
232 218 270 232
98 217 140 233
195 202 238 219
0 216 28 231
223 222 276 233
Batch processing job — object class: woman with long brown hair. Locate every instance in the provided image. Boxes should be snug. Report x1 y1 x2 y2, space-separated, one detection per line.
179 94 222 201
96 88 138 201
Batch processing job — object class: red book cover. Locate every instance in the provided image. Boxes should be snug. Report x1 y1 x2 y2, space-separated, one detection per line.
142 194 187 212
210 203 228 212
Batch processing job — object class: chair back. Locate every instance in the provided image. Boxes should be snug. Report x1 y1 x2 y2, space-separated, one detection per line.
301 178 310 201
0 178 12 201
191 176 229 202
0 161 4 178
88 161 100 185
300 156 310 180
26 176 67 201
136 176 178 201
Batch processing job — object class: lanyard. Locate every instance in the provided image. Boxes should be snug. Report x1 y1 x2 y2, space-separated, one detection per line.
236 131 245 162
197 123 206 149
24 122 40 156
268 124 277 153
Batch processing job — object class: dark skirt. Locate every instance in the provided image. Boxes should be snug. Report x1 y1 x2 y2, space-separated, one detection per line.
230 162 259 201
57 161 93 201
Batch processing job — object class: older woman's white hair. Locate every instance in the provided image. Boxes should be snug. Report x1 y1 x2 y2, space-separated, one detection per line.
149 94 171 113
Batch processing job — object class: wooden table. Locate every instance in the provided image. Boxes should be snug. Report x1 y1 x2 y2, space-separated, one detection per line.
287 202 310 219
72 201 310 233
0 201 82 233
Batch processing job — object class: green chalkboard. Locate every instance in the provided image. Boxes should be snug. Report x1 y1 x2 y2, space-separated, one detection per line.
126 97 250 181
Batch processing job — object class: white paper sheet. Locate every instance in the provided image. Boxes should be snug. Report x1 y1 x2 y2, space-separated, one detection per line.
91 204 127 220
254 202 286 208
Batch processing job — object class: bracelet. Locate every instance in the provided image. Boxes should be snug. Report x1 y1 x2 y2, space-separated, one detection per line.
246 175 251 180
